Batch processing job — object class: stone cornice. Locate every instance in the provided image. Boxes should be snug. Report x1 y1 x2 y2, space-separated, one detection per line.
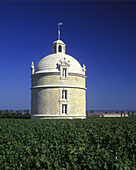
31 72 60 77
68 73 86 78
31 72 86 78
31 85 87 90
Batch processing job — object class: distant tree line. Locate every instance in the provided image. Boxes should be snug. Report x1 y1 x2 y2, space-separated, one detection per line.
86 110 136 117
0 109 31 119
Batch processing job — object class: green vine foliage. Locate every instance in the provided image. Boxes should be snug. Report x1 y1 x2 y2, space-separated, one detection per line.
0 118 136 169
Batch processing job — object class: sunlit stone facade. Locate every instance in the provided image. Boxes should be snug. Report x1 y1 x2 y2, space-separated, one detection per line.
31 40 86 119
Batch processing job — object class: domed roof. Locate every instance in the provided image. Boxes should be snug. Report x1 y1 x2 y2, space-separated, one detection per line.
35 53 84 75
53 40 65 45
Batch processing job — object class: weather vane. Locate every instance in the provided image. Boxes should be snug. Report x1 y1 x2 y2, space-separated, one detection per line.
58 22 62 40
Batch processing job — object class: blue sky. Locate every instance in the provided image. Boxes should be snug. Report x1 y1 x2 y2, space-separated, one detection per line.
0 1 136 111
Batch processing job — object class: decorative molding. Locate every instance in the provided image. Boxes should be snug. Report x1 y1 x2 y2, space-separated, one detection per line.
68 72 86 78
58 57 70 67
31 72 60 77
31 71 86 78
31 85 87 90
59 100 70 103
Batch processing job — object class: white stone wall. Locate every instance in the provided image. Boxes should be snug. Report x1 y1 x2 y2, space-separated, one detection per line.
31 73 86 119
31 74 85 87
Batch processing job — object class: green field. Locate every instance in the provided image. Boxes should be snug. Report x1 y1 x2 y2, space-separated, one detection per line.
0 118 136 169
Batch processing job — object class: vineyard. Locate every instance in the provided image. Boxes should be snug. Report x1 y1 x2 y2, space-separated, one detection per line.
0 118 136 169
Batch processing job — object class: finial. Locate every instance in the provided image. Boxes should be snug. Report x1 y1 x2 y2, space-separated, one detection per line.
82 64 86 73
58 22 62 40
31 61 35 75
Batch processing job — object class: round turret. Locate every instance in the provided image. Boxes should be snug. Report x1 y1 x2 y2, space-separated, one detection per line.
31 39 86 119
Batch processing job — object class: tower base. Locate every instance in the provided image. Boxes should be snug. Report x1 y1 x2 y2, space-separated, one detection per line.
31 114 86 119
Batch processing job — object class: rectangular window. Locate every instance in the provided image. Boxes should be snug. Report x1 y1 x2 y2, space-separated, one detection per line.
63 68 67 77
62 90 67 100
62 104 67 114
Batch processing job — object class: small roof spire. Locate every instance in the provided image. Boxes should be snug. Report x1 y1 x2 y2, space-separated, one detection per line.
58 22 62 40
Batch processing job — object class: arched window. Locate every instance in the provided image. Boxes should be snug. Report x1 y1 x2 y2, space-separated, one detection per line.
58 45 62 52
54 46 56 53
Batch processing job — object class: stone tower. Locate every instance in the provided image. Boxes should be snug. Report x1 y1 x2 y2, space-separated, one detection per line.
31 39 86 119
